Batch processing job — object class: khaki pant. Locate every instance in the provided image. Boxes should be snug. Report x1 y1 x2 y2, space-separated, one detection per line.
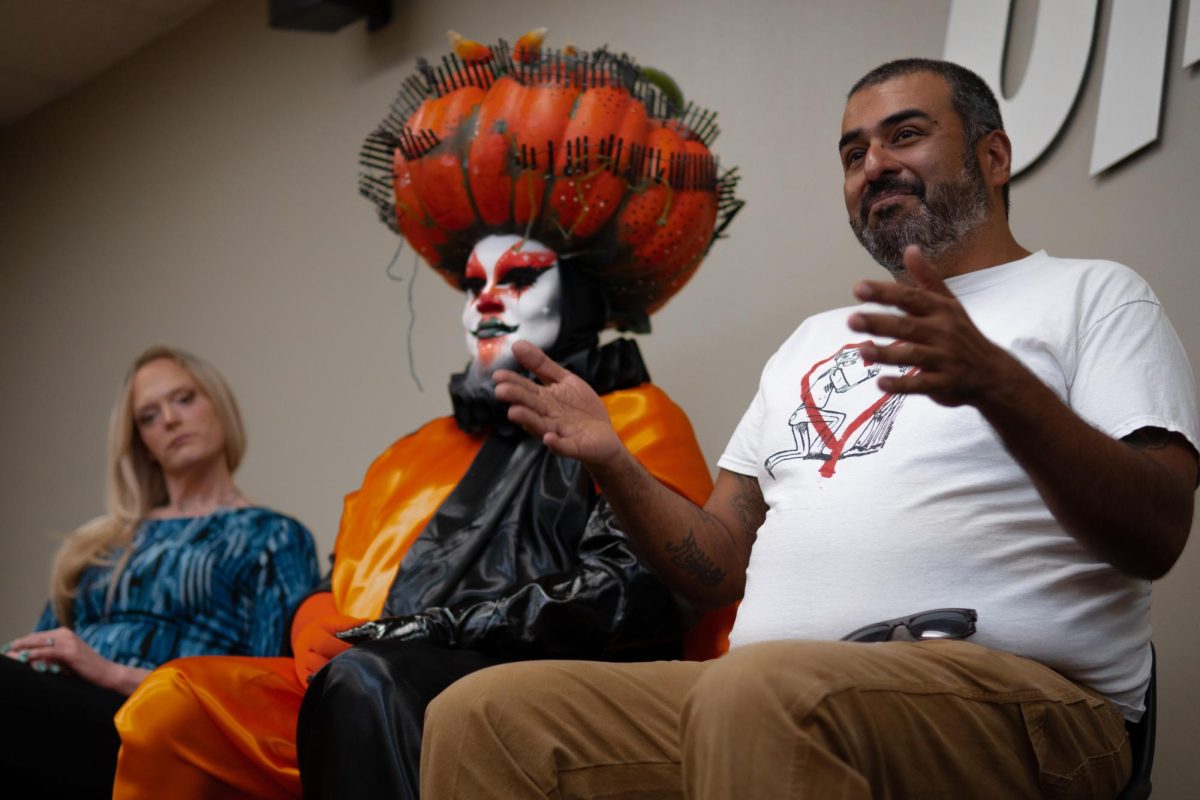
421 640 1131 799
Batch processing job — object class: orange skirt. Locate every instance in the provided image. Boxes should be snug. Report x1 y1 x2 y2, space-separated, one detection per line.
114 656 305 799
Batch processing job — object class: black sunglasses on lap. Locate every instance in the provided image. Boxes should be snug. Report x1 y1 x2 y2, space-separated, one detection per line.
840 608 977 643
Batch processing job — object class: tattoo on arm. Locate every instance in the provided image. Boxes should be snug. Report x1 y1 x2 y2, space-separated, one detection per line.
730 474 767 536
1123 427 1178 452
1123 426 1199 488
665 531 727 587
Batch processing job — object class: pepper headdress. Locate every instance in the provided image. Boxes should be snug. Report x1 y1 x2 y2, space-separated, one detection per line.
360 29 743 332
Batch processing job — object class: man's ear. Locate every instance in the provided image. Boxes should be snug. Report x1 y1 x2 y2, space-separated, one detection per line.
979 129 1013 192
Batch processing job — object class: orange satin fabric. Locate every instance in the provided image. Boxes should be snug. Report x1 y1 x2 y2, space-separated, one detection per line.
330 416 482 620
288 590 339 646
113 385 727 799
115 656 302 800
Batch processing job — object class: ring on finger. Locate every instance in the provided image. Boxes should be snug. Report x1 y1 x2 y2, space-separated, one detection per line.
45 636 54 648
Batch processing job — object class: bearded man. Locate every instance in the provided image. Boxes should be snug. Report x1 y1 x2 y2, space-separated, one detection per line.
419 58 1199 800
110 33 740 800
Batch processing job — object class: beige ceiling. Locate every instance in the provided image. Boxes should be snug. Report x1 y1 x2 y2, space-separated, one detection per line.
0 0 219 128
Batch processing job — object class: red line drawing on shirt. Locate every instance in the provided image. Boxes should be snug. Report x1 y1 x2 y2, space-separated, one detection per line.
764 343 913 479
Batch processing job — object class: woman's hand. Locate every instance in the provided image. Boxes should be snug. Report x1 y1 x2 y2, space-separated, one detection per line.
3 627 149 695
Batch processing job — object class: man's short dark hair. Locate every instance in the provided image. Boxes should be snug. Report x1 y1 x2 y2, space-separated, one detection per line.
849 58 1009 217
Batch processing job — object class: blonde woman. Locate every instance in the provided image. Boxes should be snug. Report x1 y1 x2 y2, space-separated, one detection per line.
0 345 319 797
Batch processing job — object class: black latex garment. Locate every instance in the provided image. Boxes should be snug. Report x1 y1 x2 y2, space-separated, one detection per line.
337 338 689 662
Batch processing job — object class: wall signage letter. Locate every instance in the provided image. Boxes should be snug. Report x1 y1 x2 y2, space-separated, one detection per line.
945 0 1197 177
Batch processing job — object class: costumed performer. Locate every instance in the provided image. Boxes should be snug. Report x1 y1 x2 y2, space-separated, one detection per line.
0 345 319 798
112 28 743 800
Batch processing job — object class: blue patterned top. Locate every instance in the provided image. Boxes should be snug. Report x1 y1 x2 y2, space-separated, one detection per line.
35 507 319 669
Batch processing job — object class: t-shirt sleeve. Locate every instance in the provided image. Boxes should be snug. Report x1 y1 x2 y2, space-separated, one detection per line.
717 372 769 478
1071 298 1200 452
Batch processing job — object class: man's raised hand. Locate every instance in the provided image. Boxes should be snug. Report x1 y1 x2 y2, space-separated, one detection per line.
847 244 1019 409
494 341 623 465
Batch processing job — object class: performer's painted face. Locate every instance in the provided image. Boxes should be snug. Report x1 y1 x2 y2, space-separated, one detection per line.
462 234 562 377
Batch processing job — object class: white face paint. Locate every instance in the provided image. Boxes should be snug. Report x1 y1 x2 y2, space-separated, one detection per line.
461 234 562 379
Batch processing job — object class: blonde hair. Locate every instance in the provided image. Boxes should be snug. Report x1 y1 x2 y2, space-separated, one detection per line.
49 345 246 626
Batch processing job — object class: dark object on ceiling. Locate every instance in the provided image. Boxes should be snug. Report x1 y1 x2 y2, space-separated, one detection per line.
269 0 391 32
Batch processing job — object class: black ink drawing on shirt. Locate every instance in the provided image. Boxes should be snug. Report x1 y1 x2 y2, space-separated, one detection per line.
765 344 912 479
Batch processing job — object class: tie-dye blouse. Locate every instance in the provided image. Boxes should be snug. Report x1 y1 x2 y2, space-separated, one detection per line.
35 507 319 668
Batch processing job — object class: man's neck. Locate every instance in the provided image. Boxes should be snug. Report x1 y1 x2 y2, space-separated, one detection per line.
903 222 1031 285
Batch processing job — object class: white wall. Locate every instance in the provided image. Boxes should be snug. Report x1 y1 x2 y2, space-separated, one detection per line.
2 0 1197 793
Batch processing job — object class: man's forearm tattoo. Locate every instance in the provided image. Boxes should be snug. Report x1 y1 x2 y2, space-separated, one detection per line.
665 530 726 587
1124 428 1177 451
730 474 767 534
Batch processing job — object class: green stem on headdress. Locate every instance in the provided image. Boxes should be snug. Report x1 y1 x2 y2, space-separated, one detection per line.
639 67 685 116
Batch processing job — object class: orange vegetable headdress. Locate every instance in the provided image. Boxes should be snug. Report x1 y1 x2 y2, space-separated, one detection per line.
359 29 744 332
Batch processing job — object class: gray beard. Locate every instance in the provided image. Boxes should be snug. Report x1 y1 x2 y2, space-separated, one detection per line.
852 163 990 275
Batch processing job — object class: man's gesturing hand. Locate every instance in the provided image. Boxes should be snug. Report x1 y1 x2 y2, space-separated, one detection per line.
847 245 1018 408
494 341 623 465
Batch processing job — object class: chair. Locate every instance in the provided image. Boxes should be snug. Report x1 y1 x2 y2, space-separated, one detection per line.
1115 643 1156 800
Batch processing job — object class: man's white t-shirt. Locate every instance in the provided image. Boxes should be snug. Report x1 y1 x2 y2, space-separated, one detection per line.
717 251 1199 719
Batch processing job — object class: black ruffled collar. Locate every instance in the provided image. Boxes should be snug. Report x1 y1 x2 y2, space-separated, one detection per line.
448 339 650 434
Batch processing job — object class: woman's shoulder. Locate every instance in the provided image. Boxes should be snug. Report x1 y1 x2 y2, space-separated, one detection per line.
136 506 313 549
217 506 313 538
158 506 317 558
206 507 319 581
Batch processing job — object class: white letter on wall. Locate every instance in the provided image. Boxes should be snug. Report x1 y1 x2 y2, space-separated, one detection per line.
1185 0 1199 68
1090 0 1172 175
944 0 1098 176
